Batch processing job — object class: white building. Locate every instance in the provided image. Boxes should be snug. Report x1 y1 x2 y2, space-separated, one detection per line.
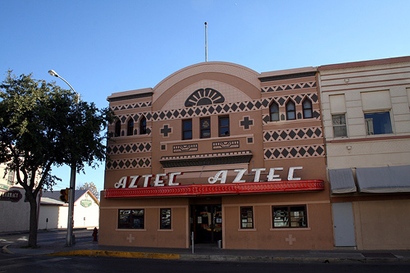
319 56 410 250
40 190 100 230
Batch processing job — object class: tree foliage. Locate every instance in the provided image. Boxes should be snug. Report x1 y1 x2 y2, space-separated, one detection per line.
77 182 99 199
0 71 113 247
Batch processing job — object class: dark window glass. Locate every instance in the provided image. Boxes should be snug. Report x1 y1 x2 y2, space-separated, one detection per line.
127 119 134 136
118 209 144 229
200 117 211 138
114 120 121 137
269 101 279 121
182 119 192 140
140 116 147 135
218 116 229 136
273 205 307 228
286 100 296 120
302 98 313 119
240 206 254 229
364 111 392 135
160 208 171 229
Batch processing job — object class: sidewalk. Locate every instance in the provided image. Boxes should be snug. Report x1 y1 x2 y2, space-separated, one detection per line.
3 238 410 263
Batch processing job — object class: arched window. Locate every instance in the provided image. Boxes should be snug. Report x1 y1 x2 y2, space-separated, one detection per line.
269 101 279 121
302 98 313 119
286 100 296 120
114 120 121 137
140 116 147 135
127 118 134 136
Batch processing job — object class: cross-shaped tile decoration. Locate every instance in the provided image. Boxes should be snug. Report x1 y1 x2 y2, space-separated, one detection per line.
240 116 254 130
160 124 172 137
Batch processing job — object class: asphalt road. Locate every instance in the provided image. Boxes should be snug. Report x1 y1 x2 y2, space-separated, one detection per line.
0 229 92 247
1 255 410 273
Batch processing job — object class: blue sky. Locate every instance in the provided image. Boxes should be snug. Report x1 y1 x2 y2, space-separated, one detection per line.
1 0 409 194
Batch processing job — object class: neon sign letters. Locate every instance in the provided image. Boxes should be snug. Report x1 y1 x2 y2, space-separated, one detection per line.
114 167 303 189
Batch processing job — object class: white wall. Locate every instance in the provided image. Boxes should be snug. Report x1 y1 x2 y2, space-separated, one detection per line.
0 188 30 232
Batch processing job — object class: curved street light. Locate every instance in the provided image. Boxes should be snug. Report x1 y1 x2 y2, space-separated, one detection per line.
48 70 80 102
48 69 78 247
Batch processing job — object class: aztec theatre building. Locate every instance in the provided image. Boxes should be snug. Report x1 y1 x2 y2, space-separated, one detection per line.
100 62 334 250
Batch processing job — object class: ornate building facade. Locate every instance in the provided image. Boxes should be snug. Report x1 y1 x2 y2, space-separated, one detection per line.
100 62 333 250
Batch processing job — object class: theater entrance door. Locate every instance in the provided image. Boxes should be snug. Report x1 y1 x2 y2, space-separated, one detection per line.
191 204 222 244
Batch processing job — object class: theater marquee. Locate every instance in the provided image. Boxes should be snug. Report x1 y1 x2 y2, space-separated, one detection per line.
104 167 325 198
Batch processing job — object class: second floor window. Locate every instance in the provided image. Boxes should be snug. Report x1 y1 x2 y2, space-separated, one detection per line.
286 100 296 120
200 117 211 138
302 98 313 119
365 111 392 135
332 114 347 137
218 116 229 136
269 101 279 121
182 119 192 140
140 116 147 135
114 120 121 137
127 119 134 136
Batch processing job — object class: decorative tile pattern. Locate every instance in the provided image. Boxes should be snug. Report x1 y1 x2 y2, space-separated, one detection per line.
173 144 198 153
212 140 240 150
160 150 253 168
263 127 323 142
162 150 252 161
110 101 151 111
264 145 325 160
107 142 152 155
240 116 254 130
106 157 151 169
113 94 319 125
261 81 316 93
185 88 225 107
160 124 172 137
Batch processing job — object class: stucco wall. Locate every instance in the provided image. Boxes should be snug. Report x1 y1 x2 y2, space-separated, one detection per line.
353 199 410 250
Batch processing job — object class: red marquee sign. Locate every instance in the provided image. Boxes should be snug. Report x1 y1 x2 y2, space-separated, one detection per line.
104 180 324 198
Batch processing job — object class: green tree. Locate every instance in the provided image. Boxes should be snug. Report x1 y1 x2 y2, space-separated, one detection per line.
0 71 113 248
77 182 99 199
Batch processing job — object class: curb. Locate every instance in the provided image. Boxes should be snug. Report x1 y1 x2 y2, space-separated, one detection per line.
50 250 180 260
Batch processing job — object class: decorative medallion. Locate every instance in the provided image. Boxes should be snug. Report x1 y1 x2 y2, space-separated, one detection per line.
185 88 225 107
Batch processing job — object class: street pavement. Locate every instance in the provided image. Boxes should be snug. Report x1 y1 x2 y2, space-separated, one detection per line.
2 229 410 264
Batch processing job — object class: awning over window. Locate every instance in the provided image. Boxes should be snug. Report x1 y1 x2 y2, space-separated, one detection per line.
328 168 357 194
356 165 410 193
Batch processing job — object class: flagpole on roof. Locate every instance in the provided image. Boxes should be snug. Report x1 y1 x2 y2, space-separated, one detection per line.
205 22 208 62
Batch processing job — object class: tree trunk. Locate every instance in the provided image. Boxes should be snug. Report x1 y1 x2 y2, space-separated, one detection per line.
27 194 38 248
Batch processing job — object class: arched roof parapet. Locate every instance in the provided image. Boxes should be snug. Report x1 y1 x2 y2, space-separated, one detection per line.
152 62 261 110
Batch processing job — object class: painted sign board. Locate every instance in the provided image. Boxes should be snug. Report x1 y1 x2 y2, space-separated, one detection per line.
0 190 22 202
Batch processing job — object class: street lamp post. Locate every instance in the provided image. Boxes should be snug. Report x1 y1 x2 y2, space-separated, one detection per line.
48 69 78 247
